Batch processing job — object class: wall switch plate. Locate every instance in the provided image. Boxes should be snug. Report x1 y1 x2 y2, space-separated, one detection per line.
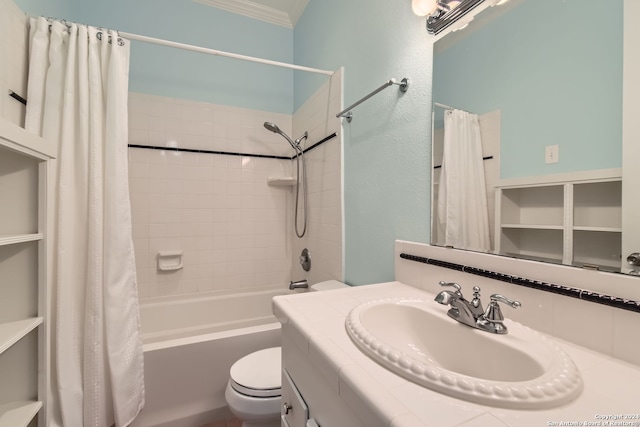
545 145 559 164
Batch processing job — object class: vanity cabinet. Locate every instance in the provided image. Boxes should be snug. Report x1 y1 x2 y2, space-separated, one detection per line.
0 118 53 427
495 169 622 271
280 325 376 427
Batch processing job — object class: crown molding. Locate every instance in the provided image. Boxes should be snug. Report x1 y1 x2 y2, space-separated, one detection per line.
194 0 294 28
288 0 308 26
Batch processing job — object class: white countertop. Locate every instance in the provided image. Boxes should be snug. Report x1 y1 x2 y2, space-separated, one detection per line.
273 281 640 427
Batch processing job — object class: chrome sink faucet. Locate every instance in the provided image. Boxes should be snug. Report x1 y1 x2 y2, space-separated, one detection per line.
435 281 521 334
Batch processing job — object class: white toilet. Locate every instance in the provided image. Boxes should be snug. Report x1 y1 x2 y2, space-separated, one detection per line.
224 280 347 427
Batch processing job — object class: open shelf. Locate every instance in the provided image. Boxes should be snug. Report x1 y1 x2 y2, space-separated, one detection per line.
573 229 622 271
501 224 563 230
500 185 564 227
499 228 563 264
0 401 42 427
573 226 622 233
574 181 622 229
0 234 43 247
0 318 43 355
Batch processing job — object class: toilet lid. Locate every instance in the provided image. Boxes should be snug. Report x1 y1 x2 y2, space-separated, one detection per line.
230 347 282 398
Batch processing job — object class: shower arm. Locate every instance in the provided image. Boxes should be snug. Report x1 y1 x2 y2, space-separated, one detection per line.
295 132 308 149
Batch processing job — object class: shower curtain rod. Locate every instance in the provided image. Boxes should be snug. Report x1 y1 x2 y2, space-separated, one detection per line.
435 102 455 110
118 31 334 76
434 102 472 113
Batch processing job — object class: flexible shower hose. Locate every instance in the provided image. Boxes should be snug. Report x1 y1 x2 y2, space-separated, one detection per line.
294 147 308 238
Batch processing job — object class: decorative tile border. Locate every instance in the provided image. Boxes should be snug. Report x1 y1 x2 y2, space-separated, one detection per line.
128 132 337 160
399 253 640 313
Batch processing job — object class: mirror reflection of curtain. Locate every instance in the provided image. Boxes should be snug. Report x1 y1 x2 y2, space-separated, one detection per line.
437 109 491 252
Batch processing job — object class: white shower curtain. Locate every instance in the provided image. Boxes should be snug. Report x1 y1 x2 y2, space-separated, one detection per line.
437 109 491 252
25 17 144 427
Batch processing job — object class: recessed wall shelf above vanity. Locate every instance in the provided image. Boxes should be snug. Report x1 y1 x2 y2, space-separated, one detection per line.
495 169 622 272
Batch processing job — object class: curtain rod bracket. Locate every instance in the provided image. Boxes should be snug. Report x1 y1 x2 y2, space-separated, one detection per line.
396 77 410 92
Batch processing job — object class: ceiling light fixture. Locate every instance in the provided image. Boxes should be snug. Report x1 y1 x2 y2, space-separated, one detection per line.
412 0 438 16
421 0 485 35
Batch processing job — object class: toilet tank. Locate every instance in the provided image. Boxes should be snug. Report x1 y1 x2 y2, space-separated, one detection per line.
310 280 348 292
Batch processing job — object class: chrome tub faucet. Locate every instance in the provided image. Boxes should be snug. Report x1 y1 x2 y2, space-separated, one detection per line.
289 279 309 290
434 281 521 334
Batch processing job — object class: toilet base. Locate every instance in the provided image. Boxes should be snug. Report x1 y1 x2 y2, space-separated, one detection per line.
225 381 281 427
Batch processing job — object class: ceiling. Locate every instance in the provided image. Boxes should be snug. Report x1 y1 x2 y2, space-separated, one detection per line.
193 0 310 28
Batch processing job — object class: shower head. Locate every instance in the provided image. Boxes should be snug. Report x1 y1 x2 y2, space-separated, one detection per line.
263 122 281 133
263 121 299 152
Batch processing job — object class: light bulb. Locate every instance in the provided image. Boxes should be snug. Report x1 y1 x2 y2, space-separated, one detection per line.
412 0 438 16
452 15 473 32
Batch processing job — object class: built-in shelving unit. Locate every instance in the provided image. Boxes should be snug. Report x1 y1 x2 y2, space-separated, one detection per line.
0 117 54 427
495 169 622 272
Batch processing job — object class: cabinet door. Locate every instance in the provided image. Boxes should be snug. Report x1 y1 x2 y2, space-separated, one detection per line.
281 369 308 427
622 0 640 274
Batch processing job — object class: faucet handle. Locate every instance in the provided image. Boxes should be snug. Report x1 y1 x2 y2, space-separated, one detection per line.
484 294 521 322
477 294 521 334
490 294 521 309
438 281 461 291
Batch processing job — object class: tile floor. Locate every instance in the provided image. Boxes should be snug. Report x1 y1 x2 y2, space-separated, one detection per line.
200 418 242 427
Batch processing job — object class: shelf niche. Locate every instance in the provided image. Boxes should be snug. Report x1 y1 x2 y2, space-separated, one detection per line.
495 170 622 272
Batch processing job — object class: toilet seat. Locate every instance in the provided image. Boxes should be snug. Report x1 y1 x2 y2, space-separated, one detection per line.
229 347 281 398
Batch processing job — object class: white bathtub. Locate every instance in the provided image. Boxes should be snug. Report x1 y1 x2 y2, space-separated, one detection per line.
131 286 290 427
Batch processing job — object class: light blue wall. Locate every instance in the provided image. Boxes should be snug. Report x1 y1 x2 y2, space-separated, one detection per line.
16 0 434 286
294 1 433 285
434 0 623 179
16 0 295 113
13 0 76 20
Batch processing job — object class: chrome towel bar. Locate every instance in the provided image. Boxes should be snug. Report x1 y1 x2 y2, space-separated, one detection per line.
337 77 409 122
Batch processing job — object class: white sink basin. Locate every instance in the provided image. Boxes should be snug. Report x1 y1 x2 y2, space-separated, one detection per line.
345 297 583 409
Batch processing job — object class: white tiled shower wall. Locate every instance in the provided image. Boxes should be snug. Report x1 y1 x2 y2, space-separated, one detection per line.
292 70 343 285
128 70 343 299
128 94 295 299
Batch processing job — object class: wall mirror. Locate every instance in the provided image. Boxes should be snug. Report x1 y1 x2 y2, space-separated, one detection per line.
431 0 640 290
